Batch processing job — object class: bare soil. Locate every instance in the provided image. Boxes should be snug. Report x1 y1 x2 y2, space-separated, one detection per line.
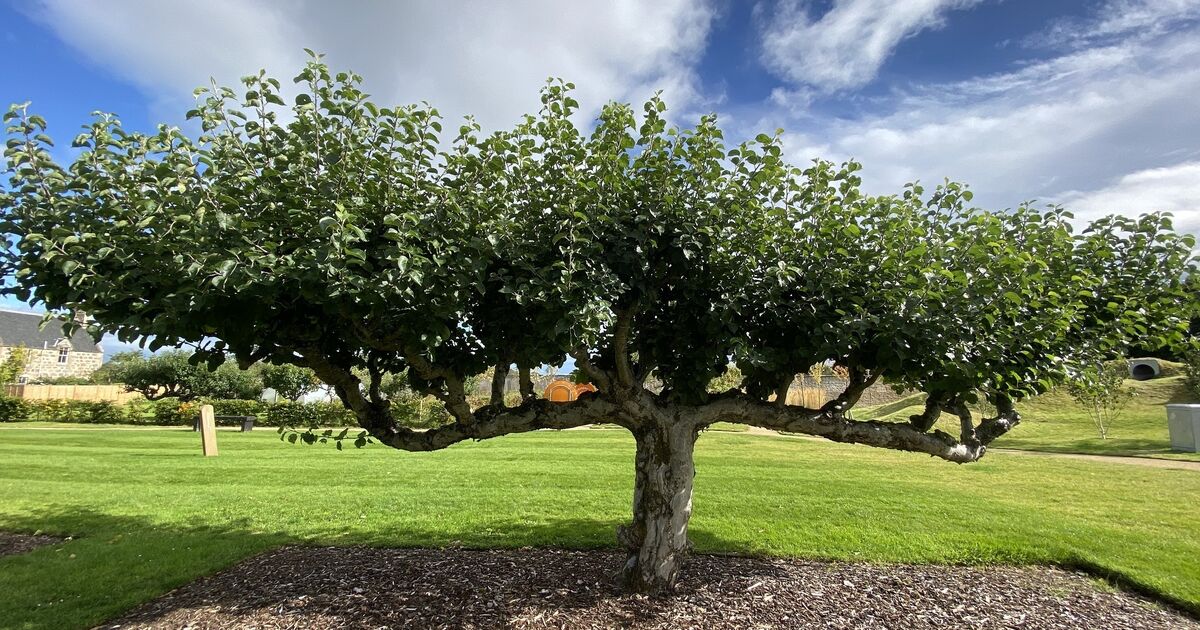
0 531 63 557
100 546 1198 629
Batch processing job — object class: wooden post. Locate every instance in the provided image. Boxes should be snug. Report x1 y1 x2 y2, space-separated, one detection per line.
199 404 218 457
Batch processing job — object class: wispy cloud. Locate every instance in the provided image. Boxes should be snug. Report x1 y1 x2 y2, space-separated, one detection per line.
758 0 981 91
1029 0 1200 49
28 0 717 131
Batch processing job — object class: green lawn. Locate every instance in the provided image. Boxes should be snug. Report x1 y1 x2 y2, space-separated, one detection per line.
863 375 1200 461
1 425 1198 629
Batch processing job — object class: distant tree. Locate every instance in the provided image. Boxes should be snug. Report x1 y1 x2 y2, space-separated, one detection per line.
261 363 320 401
89 350 144 385
2 55 1195 593
0 345 30 384
103 351 262 401
1065 361 1133 439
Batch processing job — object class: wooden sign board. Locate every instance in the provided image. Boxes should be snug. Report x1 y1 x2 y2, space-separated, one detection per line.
199 404 218 457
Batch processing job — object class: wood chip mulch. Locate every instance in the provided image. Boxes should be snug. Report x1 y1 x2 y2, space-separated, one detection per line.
101 547 1197 629
0 531 64 557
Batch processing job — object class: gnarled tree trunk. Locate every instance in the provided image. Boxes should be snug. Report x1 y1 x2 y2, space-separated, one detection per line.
618 419 699 593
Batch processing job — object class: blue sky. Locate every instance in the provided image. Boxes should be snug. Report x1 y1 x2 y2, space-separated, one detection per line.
3 0 1200 357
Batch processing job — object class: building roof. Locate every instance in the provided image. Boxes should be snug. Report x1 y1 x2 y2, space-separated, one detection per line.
0 310 103 353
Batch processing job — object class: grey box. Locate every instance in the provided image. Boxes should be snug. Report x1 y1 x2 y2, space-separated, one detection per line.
1166 404 1200 452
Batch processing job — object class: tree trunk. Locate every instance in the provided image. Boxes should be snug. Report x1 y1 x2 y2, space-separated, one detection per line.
619 420 698 593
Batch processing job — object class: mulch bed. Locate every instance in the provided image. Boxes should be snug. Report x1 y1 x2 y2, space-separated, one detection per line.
0 531 64 557
101 547 1197 629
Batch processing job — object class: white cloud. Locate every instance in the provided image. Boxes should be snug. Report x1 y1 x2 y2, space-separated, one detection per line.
28 0 716 131
1053 161 1200 235
758 0 980 91
749 23 1200 229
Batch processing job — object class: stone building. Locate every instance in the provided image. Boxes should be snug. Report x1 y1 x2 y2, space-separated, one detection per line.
0 310 103 383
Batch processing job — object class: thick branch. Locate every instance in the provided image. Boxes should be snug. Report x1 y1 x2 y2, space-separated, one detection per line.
952 401 976 445
297 350 385 431
366 352 386 406
490 362 511 407
366 395 623 452
774 374 794 407
300 348 626 451
517 362 535 399
697 394 1017 463
570 349 613 392
909 393 944 432
612 306 636 388
822 365 879 414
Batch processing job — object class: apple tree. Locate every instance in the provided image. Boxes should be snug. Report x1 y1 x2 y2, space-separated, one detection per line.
2 55 1194 593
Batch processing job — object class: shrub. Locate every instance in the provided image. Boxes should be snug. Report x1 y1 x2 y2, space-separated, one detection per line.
75 401 126 424
388 394 451 429
204 398 266 423
0 394 30 421
264 400 356 428
0 395 360 428
121 399 158 424
153 398 198 426
15 399 129 424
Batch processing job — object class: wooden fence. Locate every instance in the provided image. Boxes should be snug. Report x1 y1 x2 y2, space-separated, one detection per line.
4 384 143 403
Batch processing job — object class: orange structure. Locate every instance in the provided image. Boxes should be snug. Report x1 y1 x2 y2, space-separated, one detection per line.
543 380 597 402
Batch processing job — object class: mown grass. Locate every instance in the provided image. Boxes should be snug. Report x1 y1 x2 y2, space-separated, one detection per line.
862 375 1200 461
0 424 1198 629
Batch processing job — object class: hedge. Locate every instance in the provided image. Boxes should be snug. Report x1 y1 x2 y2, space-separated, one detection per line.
0 395 360 428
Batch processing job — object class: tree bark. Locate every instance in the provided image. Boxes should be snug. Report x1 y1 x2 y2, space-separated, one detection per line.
618 419 699 594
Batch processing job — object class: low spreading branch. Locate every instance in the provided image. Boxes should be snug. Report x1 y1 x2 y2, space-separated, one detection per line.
697 394 1019 463
363 395 624 452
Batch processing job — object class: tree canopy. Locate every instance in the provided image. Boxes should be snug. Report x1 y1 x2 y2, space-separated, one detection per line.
2 53 1194 592
261 363 320 401
96 350 264 401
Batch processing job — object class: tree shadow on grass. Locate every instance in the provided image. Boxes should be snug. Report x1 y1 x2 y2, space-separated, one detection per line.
0 507 758 629
1000 435 1193 457
0 508 289 630
4 507 1198 629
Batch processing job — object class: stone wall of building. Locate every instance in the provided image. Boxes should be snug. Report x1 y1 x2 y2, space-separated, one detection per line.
0 344 103 381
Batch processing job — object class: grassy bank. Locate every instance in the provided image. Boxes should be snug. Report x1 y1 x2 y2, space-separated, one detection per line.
0 425 1197 628
863 375 1200 461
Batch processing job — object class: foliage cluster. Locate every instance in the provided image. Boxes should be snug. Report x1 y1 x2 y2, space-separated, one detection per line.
96 351 264 401
261 363 321 400
2 56 1192 418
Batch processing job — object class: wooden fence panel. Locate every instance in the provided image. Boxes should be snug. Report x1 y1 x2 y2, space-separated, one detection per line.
3 384 143 403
